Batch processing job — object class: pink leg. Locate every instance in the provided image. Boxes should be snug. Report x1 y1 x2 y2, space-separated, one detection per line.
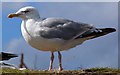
58 51 63 71
49 52 54 71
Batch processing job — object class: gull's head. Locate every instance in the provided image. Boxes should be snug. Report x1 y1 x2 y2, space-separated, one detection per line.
8 6 40 20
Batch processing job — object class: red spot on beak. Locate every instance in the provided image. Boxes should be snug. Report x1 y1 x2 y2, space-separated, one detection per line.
8 13 18 18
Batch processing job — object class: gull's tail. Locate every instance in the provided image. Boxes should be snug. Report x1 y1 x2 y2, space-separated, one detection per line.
81 28 116 39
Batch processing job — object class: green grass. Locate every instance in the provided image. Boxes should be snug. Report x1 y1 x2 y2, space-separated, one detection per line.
1 67 120 75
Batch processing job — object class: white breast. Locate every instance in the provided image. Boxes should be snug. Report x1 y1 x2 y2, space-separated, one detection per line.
21 20 65 52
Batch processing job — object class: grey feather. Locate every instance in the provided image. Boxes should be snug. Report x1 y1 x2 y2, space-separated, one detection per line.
39 18 95 40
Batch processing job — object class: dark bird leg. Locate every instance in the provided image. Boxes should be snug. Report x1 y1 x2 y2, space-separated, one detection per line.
58 51 63 71
49 52 54 71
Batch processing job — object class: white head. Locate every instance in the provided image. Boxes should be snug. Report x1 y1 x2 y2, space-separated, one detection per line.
8 6 40 20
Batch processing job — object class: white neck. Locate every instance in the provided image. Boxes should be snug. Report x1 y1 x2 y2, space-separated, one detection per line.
21 20 33 38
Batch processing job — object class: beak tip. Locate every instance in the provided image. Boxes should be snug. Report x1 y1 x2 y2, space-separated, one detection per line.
8 14 13 18
8 13 18 18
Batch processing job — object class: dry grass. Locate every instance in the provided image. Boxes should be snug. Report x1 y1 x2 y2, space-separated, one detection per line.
1 67 120 75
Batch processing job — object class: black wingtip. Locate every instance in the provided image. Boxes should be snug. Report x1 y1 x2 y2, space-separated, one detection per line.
0 52 18 61
106 28 116 32
102 28 116 33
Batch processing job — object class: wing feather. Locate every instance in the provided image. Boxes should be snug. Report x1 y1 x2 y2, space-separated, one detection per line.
39 18 95 40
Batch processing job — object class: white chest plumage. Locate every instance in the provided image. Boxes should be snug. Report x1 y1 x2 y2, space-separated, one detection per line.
21 20 66 51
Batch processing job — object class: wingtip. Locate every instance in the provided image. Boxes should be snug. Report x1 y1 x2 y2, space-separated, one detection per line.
107 28 116 32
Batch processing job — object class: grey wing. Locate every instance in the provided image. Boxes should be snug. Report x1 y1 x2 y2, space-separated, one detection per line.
39 18 95 40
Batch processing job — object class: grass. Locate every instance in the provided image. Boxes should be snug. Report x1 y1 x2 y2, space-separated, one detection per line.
1 67 120 75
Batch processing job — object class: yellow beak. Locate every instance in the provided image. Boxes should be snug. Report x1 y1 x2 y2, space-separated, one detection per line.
8 13 19 18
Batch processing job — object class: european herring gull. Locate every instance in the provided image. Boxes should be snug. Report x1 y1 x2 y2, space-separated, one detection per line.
8 6 116 71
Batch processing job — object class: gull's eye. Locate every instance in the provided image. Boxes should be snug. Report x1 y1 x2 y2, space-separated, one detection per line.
21 10 30 13
24 10 30 13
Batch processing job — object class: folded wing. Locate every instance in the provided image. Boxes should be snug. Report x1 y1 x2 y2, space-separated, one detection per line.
39 18 95 40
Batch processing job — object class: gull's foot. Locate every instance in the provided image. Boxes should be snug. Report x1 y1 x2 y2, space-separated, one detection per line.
48 68 53 72
58 67 63 71
48 67 52 71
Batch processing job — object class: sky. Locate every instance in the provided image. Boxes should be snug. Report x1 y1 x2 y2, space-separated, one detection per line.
1 2 118 70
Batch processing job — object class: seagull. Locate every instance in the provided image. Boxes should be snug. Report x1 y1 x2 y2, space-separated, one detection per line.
8 6 116 71
0 52 18 69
